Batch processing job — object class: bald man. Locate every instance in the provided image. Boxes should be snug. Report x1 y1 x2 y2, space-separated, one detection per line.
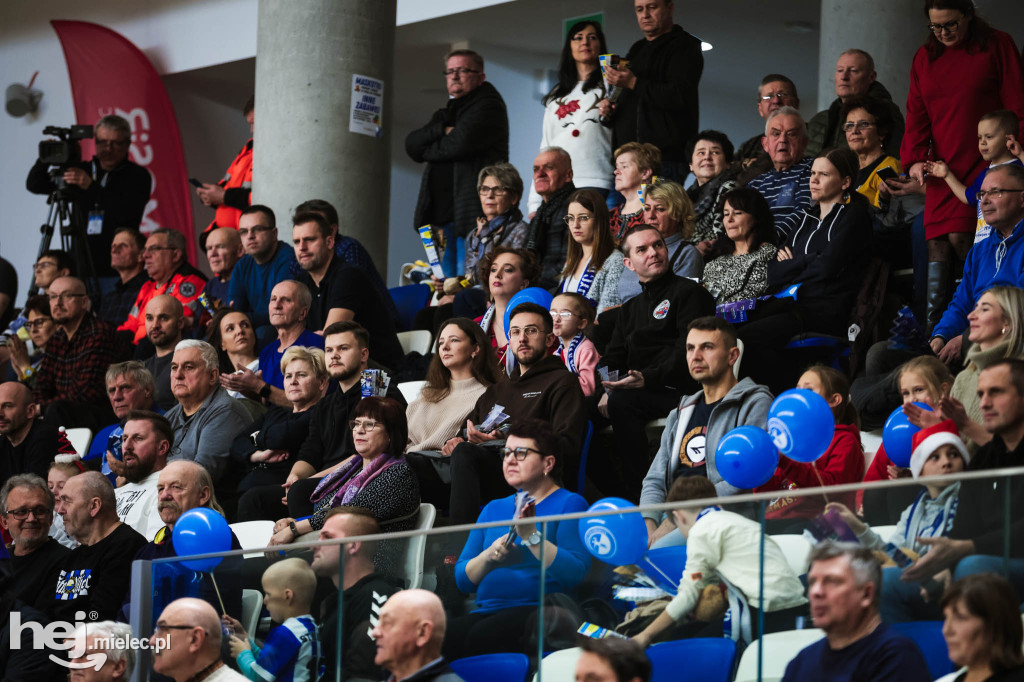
0 381 56 481
142 295 185 410
50 471 147 622
34 275 118 430
371 589 463 682
151 597 246 681
203 227 244 306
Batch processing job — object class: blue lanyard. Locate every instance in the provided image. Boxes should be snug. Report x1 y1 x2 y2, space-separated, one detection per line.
558 332 584 373
695 505 722 523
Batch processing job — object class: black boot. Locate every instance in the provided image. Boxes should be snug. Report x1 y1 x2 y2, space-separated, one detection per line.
925 261 951 335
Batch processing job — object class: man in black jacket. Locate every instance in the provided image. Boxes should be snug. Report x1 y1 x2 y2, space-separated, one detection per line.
406 49 509 278
526 147 576 290
27 114 151 278
598 0 703 182
598 225 715 500
897 359 1024 616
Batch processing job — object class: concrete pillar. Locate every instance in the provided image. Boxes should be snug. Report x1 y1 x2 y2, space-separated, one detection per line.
253 0 396 270
817 1 923 112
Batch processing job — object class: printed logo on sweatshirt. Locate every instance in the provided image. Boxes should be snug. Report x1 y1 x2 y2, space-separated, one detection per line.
653 299 671 320
521 391 542 399
55 569 92 601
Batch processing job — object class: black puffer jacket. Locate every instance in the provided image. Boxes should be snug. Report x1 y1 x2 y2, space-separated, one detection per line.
406 82 509 238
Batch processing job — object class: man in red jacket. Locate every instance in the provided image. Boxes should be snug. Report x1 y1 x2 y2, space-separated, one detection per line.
197 96 254 234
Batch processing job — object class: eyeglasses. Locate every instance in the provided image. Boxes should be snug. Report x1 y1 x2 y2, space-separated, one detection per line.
550 310 577 320
501 446 547 461
349 419 382 432
842 121 876 132
563 215 592 226
144 246 175 254
443 67 480 78
47 293 86 302
508 325 543 339
976 189 1024 200
927 18 961 34
479 186 510 196
32 261 57 271
760 92 793 102
153 623 199 634
25 318 52 330
4 506 51 520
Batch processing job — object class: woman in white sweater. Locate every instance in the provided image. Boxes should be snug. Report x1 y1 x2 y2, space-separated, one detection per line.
527 20 613 213
406 317 498 452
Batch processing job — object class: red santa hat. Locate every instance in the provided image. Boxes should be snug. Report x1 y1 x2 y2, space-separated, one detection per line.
55 427 86 472
909 420 969 479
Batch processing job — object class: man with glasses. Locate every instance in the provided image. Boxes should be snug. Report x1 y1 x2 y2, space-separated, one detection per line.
118 227 207 347
26 114 152 278
806 49 905 159
598 225 715 501
0 381 57 483
98 228 147 326
151 597 247 681
734 74 801 183
434 302 585 526
34 275 118 430
406 49 509 278
931 164 1024 364
228 205 298 348
526 147 576 290
50 471 147 623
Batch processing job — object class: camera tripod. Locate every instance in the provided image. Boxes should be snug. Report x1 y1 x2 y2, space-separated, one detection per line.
37 182 101 298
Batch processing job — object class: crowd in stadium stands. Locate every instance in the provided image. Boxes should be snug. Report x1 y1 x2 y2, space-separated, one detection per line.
4 0 1024 679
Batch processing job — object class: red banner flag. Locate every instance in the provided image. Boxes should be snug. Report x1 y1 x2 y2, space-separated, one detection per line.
50 20 196 262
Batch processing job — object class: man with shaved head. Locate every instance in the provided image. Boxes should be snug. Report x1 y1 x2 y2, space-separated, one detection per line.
142 294 185 410
50 471 147 622
34 275 118 430
0 381 57 481
151 597 246 681
371 589 462 682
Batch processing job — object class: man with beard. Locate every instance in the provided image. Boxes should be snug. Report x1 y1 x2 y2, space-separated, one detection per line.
141 295 185 410
234 321 404 522
124 461 242 623
51 471 147 622
34 276 118 430
0 381 57 482
114 411 172 540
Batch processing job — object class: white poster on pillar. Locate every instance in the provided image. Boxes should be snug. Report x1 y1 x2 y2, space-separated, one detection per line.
349 74 384 138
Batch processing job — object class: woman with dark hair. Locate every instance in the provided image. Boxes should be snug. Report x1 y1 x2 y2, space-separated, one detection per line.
702 187 779 305
7 294 55 387
686 130 739 249
475 246 540 375
527 20 612 213
270 397 420 542
842 96 902 209
903 0 1024 333
737 148 873 393
407 318 497 452
206 307 258 379
941 573 1024 680
558 189 617 306
445 418 589 660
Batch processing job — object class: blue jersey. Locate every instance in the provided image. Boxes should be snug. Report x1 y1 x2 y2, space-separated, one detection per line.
238 615 321 682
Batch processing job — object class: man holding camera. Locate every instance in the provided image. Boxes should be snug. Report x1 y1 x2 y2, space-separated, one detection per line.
26 114 152 277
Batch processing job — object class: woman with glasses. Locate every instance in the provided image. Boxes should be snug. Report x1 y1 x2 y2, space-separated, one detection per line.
558 189 617 306
463 163 529 288
526 20 613 215
841 96 902 209
903 0 1024 333
269 397 420 560
445 418 589 660
6 295 55 388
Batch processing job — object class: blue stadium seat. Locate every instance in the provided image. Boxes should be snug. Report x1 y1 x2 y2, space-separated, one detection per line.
890 621 954 679
389 283 431 332
450 653 530 682
647 637 737 682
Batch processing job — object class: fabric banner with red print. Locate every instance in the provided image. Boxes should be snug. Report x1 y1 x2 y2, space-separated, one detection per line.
51 20 196 262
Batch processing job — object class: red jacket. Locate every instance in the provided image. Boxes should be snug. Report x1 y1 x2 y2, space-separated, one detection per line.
205 139 253 231
118 270 206 343
756 422 865 519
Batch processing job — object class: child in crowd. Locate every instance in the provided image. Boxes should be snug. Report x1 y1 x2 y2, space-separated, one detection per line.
828 420 967 622
755 366 865 534
550 292 600 396
925 109 1024 243
223 558 321 682
48 458 84 549
631 476 808 648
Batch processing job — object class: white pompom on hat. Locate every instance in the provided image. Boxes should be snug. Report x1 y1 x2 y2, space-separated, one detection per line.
909 419 969 479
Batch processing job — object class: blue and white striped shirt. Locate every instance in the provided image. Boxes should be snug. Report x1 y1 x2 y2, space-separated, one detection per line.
748 158 814 241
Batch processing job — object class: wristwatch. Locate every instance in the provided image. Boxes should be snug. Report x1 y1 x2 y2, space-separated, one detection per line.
523 531 542 547
288 520 299 539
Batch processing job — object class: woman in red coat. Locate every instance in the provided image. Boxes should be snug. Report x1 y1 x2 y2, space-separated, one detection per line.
902 0 1024 331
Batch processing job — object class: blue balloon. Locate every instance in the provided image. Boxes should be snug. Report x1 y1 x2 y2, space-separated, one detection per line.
579 497 647 566
172 507 232 572
715 426 779 489
503 287 554 339
883 402 933 468
767 388 836 463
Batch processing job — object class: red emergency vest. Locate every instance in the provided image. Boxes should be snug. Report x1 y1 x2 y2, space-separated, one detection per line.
205 138 253 231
